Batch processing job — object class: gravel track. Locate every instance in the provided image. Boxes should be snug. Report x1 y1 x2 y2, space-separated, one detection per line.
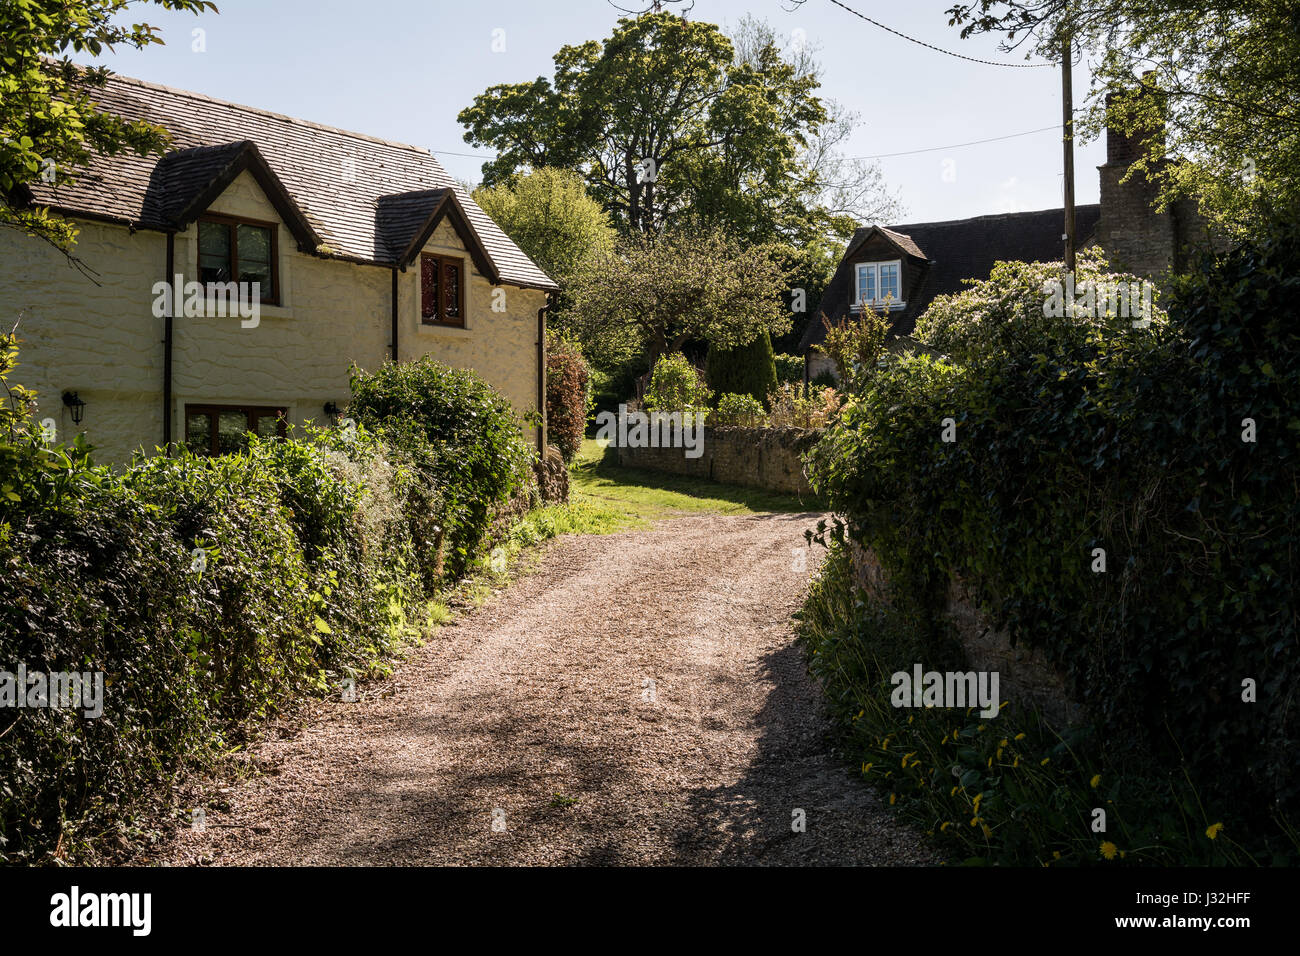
148 512 932 866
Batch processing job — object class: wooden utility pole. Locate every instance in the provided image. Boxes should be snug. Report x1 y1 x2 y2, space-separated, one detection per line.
1061 31 1077 272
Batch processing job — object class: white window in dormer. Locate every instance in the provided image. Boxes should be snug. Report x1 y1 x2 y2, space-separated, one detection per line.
853 259 904 309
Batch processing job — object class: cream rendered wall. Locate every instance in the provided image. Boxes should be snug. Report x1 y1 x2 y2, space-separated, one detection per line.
0 218 167 464
0 170 545 464
398 217 547 447
169 170 390 447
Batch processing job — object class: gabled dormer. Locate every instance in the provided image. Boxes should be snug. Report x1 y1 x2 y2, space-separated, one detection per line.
844 225 929 315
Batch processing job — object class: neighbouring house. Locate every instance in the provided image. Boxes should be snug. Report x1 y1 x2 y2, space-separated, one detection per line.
0 71 559 464
801 102 1217 382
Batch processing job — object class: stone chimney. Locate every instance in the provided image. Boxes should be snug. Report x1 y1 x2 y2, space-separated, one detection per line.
1095 76 1179 278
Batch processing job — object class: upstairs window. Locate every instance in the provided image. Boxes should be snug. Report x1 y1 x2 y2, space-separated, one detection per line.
421 253 465 326
853 260 904 309
198 216 279 304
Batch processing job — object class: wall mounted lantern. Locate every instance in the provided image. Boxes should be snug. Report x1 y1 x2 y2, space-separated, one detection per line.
62 391 86 425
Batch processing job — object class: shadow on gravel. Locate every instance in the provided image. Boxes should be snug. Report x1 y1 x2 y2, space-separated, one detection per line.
667 642 933 867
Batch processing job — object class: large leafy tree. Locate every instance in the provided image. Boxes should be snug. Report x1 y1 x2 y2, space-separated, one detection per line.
459 12 898 244
945 0 1300 235
472 167 616 286
564 228 790 371
0 0 217 254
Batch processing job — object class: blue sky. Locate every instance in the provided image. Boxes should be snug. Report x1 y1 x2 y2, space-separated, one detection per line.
91 0 1105 224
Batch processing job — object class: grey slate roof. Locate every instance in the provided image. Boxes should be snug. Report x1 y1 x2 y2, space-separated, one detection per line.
801 204 1101 352
23 71 558 291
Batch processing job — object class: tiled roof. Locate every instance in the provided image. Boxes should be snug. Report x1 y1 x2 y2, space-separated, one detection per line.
801 204 1101 351
23 71 558 291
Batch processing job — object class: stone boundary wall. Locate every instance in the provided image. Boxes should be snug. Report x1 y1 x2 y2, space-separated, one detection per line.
847 541 1084 729
614 425 821 497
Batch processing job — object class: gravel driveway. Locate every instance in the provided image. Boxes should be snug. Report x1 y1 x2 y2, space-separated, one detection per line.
148 512 931 866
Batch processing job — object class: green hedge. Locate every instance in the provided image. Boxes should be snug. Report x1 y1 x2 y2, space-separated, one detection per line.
0 349 528 862
805 226 1300 862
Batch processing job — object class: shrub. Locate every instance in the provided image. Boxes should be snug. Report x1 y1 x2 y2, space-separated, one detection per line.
767 382 842 429
711 392 768 428
706 329 778 408
348 356 530 578
545 330 589 462
914 250 1167 366
815 307 888 392
644 352 711 420
773 352 804 385
806 226 1300 861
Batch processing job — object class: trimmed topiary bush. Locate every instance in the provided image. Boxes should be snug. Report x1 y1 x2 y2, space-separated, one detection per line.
707 329 778 408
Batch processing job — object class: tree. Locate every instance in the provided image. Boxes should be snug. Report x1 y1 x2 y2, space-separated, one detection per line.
945 0 1300 235
565 228 790 372
0 0 217 254
472 167 616 285
706 328 778 408
458 12 897 243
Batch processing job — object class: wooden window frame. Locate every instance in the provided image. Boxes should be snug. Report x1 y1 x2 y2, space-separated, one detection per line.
197 214 281 306
184 403 288 457
420 252 466 327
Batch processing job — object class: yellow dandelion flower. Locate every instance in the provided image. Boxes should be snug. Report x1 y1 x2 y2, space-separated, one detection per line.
950 786 959 797
1013 756 1020 767
988 756 994 768
1052 850 1061 859
1090 774 1102 788
999 739 1008 748
862 762 873 774
981 823 992 838
889 793 897 805
1100 841 1119 860
1040 757 1051 766
941 734 949 745
970 817 980 827
1206 822 1224 840
996 747 1004 760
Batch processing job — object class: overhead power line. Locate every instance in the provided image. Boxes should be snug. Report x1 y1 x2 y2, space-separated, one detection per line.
432 123 1067 167
825 0 1052 69
850 124 1061 161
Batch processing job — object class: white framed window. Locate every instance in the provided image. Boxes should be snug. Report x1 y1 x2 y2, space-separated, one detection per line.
853 260 904 309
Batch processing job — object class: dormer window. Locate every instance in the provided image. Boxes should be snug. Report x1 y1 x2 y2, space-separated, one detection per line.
198 215 279 305
853 260 904 309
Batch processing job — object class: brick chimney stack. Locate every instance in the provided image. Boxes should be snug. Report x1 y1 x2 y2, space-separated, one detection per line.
1095 75 1178 278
